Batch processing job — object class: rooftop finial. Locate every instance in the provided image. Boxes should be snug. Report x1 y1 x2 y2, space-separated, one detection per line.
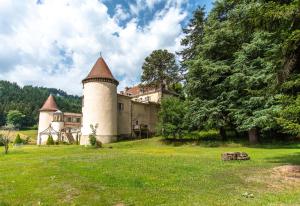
100 51 102 57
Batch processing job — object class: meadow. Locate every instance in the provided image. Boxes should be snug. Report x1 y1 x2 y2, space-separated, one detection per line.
0 137 299 206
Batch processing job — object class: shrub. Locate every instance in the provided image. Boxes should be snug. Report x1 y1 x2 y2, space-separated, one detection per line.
182 130 221 141
157 97 188 139
46 135 55 145
24 136 30 144
89 124 101 148
14 134 23 144
198 130 221 141
95 140 102 148
89 134 97 146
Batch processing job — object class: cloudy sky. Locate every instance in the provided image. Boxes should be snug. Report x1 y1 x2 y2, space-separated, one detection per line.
0 0 213 95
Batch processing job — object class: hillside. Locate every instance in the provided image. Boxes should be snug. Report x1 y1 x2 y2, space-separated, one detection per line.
0 80 81 127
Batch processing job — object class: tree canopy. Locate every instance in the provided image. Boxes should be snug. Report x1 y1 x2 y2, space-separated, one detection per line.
141 49 181 89
180 0 300 142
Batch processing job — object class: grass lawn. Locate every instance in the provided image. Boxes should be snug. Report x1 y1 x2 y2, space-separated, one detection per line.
0 137 299 206
18 129 38 139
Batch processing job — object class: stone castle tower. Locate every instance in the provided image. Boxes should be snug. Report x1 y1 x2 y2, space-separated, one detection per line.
37 94 59 144
80 57 119 144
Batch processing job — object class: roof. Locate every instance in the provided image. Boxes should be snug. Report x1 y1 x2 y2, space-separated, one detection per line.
122 85 157 96
82 57 118 85
40 95 59 112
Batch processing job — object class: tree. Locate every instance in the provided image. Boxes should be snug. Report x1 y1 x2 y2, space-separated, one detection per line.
157 97 187 139
227 31 280 143
6 110 25 129
277 96 300 136
182 0 300 142
141 49 181 89
0 134 10 154
0 125 14 154
178 6 206 65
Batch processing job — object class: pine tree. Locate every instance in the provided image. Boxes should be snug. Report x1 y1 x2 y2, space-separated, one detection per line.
141 49 181 89
182 0 300 142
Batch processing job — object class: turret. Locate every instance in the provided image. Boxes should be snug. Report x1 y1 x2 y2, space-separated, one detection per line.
37 94 58 145
81 57 119 145
51 110 64 141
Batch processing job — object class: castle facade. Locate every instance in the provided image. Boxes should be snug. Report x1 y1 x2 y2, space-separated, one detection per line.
37 57 175 145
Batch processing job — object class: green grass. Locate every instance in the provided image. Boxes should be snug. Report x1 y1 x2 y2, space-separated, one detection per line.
18 129 37 139
0 137 299 206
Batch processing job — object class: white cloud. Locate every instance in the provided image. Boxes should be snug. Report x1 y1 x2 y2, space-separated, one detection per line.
0 0 187 95
114 4 130 22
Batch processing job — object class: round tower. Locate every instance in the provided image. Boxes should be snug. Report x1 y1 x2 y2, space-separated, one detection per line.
81 57 119 145
51 110 64 141
37 94 58 145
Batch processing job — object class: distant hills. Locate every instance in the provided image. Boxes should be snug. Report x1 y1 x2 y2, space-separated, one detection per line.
0 80 81 127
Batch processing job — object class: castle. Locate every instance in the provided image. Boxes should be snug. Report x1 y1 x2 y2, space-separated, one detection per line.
37 56 175 145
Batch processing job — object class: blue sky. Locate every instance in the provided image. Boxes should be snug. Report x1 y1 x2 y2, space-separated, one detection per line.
0 0 213 95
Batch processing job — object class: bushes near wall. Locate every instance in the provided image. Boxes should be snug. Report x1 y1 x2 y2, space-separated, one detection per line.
46 135 54 145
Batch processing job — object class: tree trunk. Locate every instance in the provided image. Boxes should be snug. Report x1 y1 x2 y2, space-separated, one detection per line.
4 144 8 154
220 127 227 141
248 128 258 144
277 45 300 84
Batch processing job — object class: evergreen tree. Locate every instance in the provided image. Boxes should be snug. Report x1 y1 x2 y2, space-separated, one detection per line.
141 49 181 89
182 0 300 142
178 6 206 65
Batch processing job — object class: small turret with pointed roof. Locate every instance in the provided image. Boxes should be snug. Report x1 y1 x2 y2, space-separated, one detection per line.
40 94 58 111
82 56 119 85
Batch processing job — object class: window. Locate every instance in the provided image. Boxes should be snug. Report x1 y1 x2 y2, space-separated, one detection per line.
118 103 124 111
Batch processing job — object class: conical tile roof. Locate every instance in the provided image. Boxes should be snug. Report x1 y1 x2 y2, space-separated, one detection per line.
40 94 58 111
82 57 118 85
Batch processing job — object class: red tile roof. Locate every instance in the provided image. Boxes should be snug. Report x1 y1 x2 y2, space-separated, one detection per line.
82 57 118 84
123 85 157 96
40 95 59 111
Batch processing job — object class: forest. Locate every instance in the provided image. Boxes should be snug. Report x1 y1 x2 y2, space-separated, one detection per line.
154 0 300 142
0 80 81 127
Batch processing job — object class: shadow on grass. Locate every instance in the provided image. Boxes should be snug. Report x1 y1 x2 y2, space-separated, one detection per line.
0 201 10 206
266 152 300 165
160 138 300 149
161 138 238 147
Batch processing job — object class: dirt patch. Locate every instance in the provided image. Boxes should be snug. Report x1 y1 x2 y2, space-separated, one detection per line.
244 165 300 191
272 165 300 179
268 165 300 190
